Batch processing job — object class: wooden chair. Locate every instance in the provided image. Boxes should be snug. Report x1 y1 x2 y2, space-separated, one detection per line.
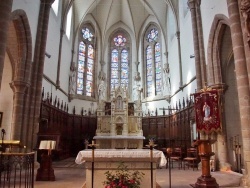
183 147 199 170
170 147 183 169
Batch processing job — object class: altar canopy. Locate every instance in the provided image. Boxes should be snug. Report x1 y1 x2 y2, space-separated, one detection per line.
193 89 221 134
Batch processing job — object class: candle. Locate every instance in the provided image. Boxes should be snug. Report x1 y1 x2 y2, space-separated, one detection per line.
92 140 94 145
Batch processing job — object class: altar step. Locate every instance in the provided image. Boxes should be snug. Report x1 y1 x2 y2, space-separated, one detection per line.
34 158 243 188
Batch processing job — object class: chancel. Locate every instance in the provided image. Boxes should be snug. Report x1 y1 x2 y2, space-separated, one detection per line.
0 0 250 188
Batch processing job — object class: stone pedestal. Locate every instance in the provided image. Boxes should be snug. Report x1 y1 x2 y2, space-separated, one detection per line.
36 153 55 181
193 140 219 188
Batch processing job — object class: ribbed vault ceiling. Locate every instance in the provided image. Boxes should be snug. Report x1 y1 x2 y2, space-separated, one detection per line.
72 0 178 40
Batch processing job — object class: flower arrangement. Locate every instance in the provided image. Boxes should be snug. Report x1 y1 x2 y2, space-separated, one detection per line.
103 162 145 188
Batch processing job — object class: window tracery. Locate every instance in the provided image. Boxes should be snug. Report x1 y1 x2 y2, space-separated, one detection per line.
144 25 162 97
76 24 96 97
110 30 130 93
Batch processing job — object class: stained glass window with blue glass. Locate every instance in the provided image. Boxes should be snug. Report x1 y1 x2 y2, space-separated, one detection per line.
147 28 158 43
121 49 129 88
155 42 162 95
86 45 94 96
146 46 153 97
82 28 94 41
77 26 95 96
114 35 126 47
111 49 119 88
77 41 85 94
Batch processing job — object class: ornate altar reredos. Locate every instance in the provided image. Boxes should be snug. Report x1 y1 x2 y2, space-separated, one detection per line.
94 85 145 149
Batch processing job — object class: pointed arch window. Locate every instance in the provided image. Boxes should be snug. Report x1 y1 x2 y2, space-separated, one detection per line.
77 26 96 97
110 32 130 91
145 26 162 97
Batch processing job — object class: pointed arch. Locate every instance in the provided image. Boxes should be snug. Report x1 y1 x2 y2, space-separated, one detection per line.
7 9 32 146
143 23 162 97
108 28 131 95
207 14 230 85
76 23 97 98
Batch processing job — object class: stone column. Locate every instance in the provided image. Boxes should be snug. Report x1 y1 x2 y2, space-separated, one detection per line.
10 81 30 140
176 32 183 87
56 29 65 88
188 0 202 90
227 0 250 186
28 0 55 150
240 0 250 87
195 0 207 85
0 0 13 90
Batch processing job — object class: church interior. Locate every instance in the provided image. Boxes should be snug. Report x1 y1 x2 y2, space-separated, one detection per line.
0 0 250 187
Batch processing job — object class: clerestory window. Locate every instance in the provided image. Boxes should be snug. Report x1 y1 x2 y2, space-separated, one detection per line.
110 30 130 92
77 25 96 97
144 25 162 97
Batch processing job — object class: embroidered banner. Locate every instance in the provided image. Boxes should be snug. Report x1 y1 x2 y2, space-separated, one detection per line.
193 90 221 134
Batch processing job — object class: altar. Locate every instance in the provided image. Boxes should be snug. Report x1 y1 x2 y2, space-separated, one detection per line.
75 149 167 188
95 85 145 149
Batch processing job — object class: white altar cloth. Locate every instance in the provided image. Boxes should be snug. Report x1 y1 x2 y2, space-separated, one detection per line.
75 149 167 167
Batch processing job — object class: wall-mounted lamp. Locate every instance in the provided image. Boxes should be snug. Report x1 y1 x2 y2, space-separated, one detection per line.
45 52 51 58
190 54 195 58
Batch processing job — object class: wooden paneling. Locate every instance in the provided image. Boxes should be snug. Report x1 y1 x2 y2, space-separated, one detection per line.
37 98 97 160
142 101 195 150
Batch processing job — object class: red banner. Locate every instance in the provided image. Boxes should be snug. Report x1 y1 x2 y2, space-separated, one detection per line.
194 90 221 134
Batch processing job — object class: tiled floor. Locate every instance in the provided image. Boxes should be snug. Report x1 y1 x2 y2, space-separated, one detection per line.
34 158 243 188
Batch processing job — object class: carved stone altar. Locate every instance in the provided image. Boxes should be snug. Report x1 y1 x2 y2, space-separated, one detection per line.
75 149 167 188
94 85 145 148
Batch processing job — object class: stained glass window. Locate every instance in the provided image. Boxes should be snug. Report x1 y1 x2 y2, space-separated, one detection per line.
155 42 162 95
110 32 130 91
111 49 119 88
146 46 153 97
121 49 129 88
82 28 94 41
77 26 95 97
114 35 126 46
145 26 162 97
147 28 158 42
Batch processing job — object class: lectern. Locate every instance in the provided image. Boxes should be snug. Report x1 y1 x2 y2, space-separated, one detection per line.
193 139 218 188
36 140 56 181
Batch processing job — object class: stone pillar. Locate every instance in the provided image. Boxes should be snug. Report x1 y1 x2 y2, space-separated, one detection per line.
28 0 55 150
227 0 250 186
56 29 65 88
195 0 207 85
217 134 231 171
188 0 202 90
176 31 183 87
240 0 250 90
10 81 30 141
0 0 13 90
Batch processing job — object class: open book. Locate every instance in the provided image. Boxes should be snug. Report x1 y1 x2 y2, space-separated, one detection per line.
39 140 56 150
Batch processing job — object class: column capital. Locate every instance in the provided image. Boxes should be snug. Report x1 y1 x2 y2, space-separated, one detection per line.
175 31 180 39
187 0 200 9
10 80 30 94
